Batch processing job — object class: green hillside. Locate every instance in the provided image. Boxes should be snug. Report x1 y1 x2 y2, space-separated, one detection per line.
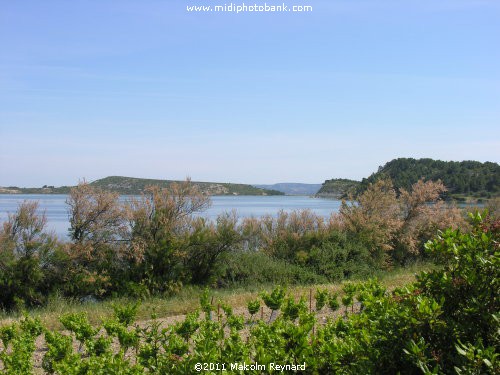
2 177 284 196
360 158 500 200
90 176 284 196
315 178 360 198
0 185 72 194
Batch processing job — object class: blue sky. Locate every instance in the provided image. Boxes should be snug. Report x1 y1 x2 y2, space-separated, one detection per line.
1 0 499 186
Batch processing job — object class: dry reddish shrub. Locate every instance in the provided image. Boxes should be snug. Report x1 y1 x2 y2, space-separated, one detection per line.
396 179 467 256
340 178 468 264
340 179 402 263
66 181 131 265
125 178 211 258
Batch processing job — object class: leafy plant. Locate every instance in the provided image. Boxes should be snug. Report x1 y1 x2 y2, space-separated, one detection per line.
328 292 340 312
314 288 328 311
59 312 97 352
199 287 213 320
112 301 140 326
261 285 286 322
282 296 307 321
247 299 261 317
341 282 357 316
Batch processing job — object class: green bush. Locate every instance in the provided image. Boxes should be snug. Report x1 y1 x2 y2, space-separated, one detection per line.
0 201 64 310
306 232 373 281
218 251 327 286
313 212 499 374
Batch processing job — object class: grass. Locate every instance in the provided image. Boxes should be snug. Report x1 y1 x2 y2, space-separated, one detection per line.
0 262 433 331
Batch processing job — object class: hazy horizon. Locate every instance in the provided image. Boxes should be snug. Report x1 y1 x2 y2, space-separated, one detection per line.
1 176 327 189
1 0 499 186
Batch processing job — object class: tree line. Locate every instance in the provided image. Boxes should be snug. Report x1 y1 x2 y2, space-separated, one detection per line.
359 158 500 199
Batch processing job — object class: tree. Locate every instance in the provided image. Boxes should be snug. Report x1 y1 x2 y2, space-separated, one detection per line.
183 212 242 284
67 181 126 247
66 182 129 296
0 201 59 309
125 179 211 292
395 179 466 260
340 179 401 265
126 179 211 253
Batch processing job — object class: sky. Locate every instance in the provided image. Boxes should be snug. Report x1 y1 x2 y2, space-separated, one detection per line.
1 0 499 186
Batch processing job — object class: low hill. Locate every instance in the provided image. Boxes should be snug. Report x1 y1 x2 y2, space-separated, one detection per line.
315 179 360 199
0 185 72 194
253 183 322 195
359 158 500 200
91 176 284 196
2 176 284 196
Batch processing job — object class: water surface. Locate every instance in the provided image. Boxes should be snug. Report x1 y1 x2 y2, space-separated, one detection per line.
0 194 342 239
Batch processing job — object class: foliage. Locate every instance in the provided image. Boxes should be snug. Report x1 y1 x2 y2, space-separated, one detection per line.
0 215 497 373
90 175 284 196
327 292 340 312
340 178 467 264
0 177 469 312
312 211 499 374
316 178 360 198
199 288 213 319
314 288 328 311
59 312 98 349
281 296 307 321
0 201 61 309
183 212 242 285
111 301 140 326
125 179 211 293
42 330 74 374
66 181 126 247
359 157 500 199
219 250 328 286
0 315 43 375
247 299 261 317
341 282 357 315
260 285 286 312
65 182 130 298
306 232 373 280
9 176 285 196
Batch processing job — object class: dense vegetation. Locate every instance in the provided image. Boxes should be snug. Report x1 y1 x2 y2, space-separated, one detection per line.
91 176 284 196
0 176 284 196
0 214 498 374
315 178 360 198
359 158 500 200
0 177 469 311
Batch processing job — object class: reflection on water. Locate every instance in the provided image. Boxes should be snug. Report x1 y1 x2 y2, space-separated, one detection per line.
0 194 342 240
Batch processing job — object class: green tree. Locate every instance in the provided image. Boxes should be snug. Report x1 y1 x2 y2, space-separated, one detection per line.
126 179 211 292
0 201 60 309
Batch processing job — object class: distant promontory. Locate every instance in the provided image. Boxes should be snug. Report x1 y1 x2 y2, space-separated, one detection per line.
316 158 500 200
0 176 284 196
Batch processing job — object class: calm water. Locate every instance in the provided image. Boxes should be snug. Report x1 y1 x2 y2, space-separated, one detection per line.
0 194 342 239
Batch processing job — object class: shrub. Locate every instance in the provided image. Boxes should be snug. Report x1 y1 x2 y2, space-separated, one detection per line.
306 231 373 281
125 180 211 292
0 201 62 309
183 213 242 285
340 178 468 266
313 212 499 373
218 251 327 287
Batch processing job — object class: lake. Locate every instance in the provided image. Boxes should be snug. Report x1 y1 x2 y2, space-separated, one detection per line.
0 194 342 239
